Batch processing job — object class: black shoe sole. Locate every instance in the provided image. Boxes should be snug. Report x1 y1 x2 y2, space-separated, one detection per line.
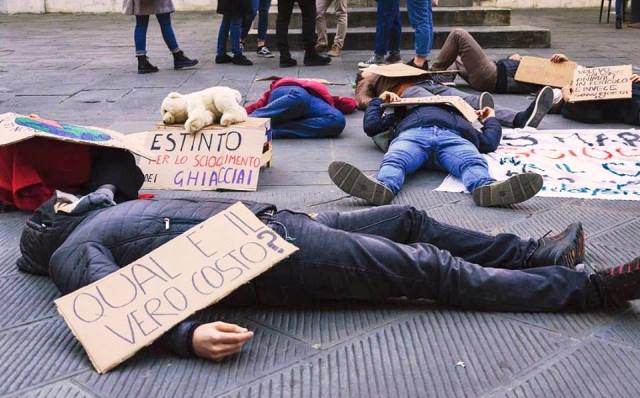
525 86 553 128
303 61 331 66
174 60 199 69
472 173 543 207
328 161 394 206
559 222 585 267
138 69 158 74
279 60 297 68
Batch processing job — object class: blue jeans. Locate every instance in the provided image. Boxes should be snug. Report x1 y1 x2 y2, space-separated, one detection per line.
217 15 243 56
375 0 401 56
406 0 433 57
616 0 623 18
378 126 495 194
221 207 599 312
134 13 179 55
250 86 346 138
242 0 271 41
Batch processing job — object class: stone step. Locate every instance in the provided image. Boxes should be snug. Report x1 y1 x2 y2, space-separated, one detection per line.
262 7 510 29
246 25 551 50
346 0 474 7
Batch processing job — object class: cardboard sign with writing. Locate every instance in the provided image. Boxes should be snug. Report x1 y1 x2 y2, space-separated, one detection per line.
132 118 270 191
569 65 633 102
381 96 478 123
0 112 154 159
55 202 298 374
361 63 460 77
514 56 577 88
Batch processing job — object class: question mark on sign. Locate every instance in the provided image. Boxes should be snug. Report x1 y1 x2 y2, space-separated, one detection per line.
257 230 284 253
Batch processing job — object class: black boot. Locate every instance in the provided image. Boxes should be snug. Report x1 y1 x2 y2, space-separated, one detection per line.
303 50 331 66
279 55 297 68
593 256 640 307
137 55 159 74
527 222 584 268
616 17 623 29
232 54 253 66
173 50 198 70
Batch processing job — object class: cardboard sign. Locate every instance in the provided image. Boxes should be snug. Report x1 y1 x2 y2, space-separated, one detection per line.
0 113 154 159
569 65 633 102
381 96 478 123
55 202 298 373
514 56 577 88
255 76 347 86
361 63 460 77
132 118 271 191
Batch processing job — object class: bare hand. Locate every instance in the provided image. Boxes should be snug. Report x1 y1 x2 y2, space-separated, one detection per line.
476 107 495 122
561 85 573 101
632 74 639 83
509 53 522 62
550 53 569 63
379 91 400 103
192 321 254 362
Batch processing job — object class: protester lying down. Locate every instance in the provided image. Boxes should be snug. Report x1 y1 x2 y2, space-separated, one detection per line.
17 189 640 362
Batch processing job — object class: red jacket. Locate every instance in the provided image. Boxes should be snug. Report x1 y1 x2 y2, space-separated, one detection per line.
245 78 357 115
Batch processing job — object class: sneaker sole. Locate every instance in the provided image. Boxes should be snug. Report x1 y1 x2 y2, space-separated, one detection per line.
472 173 543 207
479 92 494 110
525 86 553 128
328 161 394 206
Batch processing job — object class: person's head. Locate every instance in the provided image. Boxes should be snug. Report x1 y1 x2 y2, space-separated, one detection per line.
160 92 189 125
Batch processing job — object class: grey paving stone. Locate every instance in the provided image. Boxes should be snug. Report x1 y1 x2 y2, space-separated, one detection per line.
0 273 58 331
597 303 640 350
11 381 95 398
498 311 619 339
0 247 20 277
589 218 640 252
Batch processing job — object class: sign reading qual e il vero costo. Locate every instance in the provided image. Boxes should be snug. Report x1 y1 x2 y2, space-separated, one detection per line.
55 203 298 373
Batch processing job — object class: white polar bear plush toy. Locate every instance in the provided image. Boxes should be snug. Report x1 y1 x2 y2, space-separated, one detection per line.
160 86 248 134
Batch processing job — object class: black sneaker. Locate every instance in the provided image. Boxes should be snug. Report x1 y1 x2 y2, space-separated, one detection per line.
472 173 543 207
215 53 233 64
514 86 554 128
328 161 394 206
137 55 159 74
594 256 640 307
232 54 253 66
303 51 331 66
527 223 584 268
407 58 429 70
280 56 297 68
616 17 623 29
479 92 494 110
173 50 199 69
385 52 402 64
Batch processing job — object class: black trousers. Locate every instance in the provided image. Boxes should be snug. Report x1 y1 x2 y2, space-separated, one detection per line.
276 0 317 55
561 83 640 126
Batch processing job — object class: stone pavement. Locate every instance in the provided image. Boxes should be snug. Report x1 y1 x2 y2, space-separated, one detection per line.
1 8 640 398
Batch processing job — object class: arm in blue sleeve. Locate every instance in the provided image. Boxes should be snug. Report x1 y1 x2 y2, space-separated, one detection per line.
478 117 503 153
363 98 396 137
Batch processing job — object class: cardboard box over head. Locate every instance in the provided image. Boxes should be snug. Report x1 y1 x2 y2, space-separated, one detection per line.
0 113 154 159
381 96 479 123
131 118 271 191
362 63 459 77
55 202 299 374
569 65 633 102
514 56 578 88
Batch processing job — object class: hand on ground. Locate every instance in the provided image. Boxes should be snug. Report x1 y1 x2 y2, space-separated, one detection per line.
192 321 254 362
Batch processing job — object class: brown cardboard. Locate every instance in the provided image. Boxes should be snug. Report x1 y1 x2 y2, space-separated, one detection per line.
381 96 478 123
361 63 460 77
569 65 633 102
514 56 577 88
132 118 271 191
0 112 154 159
55 202 298 374
254 76 347 85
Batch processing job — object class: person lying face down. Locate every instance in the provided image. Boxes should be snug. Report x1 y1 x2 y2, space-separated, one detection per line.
244 77 357 139
354 70 555 130
17 193 640 363
329 85 544 208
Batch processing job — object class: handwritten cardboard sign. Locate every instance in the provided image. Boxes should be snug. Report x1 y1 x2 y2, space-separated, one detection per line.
514 56 577 88
0 112 154 159
381 96 478 123
569 65 633 102
55 202 298 373
132 118 270 191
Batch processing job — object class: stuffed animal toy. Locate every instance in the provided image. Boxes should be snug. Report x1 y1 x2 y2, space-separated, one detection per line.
160 86 248 133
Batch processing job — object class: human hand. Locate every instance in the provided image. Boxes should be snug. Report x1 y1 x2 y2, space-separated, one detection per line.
509 53 522 61
631 74 639 83
561 85 573 101
476 107 495 122
192 321 254 362
379 91 400 103
550 53 569 63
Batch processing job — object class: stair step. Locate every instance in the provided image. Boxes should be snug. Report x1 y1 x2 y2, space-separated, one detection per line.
246 25 551 50
346 0 474 7
262 7 510 29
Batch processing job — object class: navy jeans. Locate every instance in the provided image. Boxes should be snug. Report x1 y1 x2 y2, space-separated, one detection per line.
134 13 179 55
378 126 495 194
250 86 346 138
406 0 433 57
375 0 401 56
242 0 271 41
222 206 599 312
217 15 243 56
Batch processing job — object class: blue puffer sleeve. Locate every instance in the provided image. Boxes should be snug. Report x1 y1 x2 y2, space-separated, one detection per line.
477 117 503 153
363 97 396 137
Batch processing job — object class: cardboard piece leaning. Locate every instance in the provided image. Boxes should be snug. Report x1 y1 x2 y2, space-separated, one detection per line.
362 63 460 77
55 202 299 374
0 112 154 159
381 96 479 123
569 65 633 102
131 118 271 192
514 56 578 88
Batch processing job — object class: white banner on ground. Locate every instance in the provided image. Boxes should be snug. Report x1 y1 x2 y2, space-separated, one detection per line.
435 129 640 200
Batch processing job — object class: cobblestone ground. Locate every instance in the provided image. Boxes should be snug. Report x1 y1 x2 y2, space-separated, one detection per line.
0 8 639 398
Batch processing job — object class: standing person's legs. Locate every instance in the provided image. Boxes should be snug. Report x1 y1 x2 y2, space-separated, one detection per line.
333 0 348 49
299 0 319 52
241 0 260 42
257 0 272 46
156 13 180 53
217 16 232 56
388 0 402 57
315 0 332 50
276 0 295 58
228 17 244 56
431 29 498 92
374 0 389 57
134 15 150 55
406 0 432 67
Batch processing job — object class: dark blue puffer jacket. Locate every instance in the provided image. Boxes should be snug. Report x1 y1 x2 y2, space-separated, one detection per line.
17 197 275 357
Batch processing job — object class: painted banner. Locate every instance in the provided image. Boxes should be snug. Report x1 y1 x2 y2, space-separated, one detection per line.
436 129 640 200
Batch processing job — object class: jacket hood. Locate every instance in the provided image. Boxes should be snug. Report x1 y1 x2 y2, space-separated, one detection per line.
16 196 91 276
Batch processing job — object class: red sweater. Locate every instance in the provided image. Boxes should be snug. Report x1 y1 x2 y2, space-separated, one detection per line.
245 78 357 115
